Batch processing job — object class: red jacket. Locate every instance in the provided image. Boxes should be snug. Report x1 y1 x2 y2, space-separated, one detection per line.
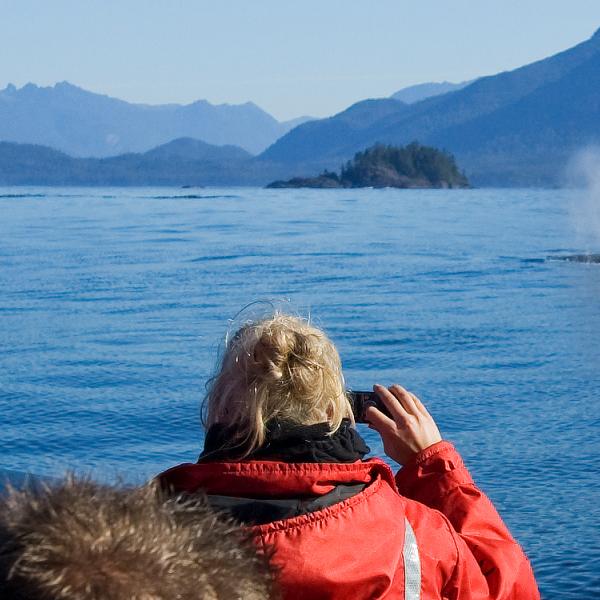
159 441 540 599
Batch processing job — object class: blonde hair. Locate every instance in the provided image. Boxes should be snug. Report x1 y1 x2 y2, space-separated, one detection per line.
203 312 353 458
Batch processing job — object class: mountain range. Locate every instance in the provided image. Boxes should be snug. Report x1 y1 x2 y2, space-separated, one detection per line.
0 138 273 186
0 82 311 156
1 28 599 187
262 28 600 186
390 80 472 104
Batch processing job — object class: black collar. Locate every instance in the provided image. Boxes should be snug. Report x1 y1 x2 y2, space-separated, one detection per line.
199 418 370 463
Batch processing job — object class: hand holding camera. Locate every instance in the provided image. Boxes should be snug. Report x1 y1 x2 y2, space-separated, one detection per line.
361 384 442 466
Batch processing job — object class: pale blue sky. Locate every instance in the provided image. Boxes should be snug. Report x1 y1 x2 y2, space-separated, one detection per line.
2 0 600 120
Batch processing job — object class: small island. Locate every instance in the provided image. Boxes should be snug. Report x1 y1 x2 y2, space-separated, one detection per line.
266 142 469 189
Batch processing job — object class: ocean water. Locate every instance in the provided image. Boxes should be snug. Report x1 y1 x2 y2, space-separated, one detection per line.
1 186 599 598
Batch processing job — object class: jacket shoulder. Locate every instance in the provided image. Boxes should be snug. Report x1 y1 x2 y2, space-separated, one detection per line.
404 497 459 584
253 468 459 599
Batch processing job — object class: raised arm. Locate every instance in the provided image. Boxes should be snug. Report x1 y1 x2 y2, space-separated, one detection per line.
366 385 540 600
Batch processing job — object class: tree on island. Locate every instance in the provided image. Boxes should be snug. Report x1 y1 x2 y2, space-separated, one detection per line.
267 142 470 189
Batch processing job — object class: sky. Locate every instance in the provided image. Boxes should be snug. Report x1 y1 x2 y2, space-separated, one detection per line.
2 0 600 121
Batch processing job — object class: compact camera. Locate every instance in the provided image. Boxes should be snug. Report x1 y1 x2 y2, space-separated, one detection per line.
348 391 393 424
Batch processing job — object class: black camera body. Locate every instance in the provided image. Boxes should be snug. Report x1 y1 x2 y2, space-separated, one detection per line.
349 391 393 423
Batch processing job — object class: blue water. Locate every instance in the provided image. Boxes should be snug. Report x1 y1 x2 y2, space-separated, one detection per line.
1 187 599 598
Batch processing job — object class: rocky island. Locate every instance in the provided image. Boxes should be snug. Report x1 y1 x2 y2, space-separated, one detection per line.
266 142 470 189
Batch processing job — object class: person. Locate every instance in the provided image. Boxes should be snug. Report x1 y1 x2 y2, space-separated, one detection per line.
0 475 276 599
159 312 540 600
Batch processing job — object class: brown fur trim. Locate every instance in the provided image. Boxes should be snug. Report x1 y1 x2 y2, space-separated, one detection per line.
0 476 275 599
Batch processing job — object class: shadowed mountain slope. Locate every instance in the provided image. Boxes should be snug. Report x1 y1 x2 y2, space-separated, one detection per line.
261 29 600 185
431 50 600 185
0 138 277 186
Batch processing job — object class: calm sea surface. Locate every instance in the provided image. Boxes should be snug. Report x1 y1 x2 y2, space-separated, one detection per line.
1 187 599 598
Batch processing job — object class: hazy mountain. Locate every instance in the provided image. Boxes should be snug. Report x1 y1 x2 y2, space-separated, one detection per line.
256 98 407 165
143 137 251 162
261 28 600 185
0 138 278 186
4 30 600 187
0 82 312 157
391 80 472 104
281 115 315 130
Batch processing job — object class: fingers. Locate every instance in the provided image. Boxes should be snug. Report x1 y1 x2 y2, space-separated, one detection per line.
366 383 440 465
368 383 431 428
373 384 410 423
364 404 396 434
409 392 429 415
389 385 420 415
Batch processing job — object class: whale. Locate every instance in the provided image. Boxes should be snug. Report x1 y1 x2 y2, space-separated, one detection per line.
549 254 600 263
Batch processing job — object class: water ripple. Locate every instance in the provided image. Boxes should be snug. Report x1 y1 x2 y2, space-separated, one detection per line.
0 186 598 598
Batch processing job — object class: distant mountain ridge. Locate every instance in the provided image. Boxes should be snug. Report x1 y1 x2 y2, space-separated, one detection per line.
261 28 600 186
0 138 277 186
142 137 251 162
391 80 472 103
0 82 312 157
2 29 600 187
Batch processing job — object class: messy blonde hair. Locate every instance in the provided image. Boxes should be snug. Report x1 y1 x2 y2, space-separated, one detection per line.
203 312 353 458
